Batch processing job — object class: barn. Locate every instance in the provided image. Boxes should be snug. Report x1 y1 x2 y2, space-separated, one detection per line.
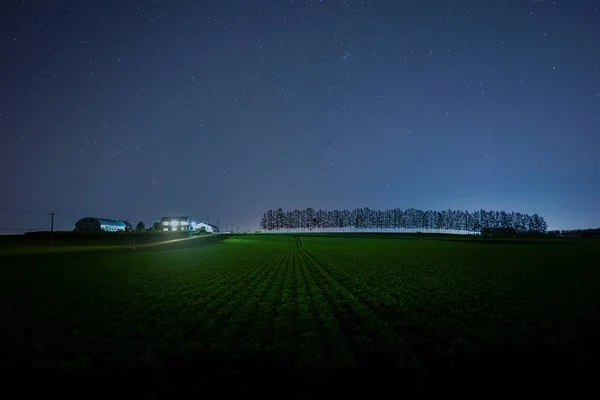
193 221 220 233
75 217 127 232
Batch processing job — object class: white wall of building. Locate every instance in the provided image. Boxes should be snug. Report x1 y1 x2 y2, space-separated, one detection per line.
193 222 217 233
100 224 125 232
160 219 191 231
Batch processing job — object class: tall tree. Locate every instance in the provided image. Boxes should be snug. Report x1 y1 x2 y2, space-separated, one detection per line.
275 207 286 232
305 208 315 231
259 206 547 236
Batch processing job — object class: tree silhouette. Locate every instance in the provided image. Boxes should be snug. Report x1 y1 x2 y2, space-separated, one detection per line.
259 206 548 235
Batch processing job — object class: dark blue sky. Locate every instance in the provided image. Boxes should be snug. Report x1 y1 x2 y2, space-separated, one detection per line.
1 0 598 232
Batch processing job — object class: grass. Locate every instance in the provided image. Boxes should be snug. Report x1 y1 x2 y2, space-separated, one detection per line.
0 234 598 397
0 231 214 256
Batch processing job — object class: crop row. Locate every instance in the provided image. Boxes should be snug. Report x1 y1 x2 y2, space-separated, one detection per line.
2 234 598 393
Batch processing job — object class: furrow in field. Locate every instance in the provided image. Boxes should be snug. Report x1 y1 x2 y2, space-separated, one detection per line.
285 239 300 355
176 245 292 356
294 238 353 369
335 259 503 339
298 241 472 369
47 261 269 359
304 257 450 365
87 252 285 364
110 251 275 308
180 252 284 299
145 249 287 356
234 238 298 361
208 239 295 353
302 247 505 364
266 238 299 359
297 244 421 376
105 250 286 328
9 242 291 370
303 241 481 312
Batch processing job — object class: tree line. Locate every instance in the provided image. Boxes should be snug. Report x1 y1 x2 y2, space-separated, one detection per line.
546 228 600 238
260 207 548 235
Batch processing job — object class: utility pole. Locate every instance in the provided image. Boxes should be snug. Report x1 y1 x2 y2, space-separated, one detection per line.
49 212 58 250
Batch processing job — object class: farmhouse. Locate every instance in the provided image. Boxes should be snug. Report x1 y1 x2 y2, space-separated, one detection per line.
75 217 127 232
155 216 220 233
193 221 220 233
159 216 197 232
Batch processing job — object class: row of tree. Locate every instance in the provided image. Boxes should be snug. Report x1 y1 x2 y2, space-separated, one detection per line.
546 228 600 238
260 207 548 234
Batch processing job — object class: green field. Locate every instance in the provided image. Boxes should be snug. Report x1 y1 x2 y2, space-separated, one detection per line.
1 234 598 396
0 231 200 256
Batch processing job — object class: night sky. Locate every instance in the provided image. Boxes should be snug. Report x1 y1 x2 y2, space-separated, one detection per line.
1 0 599 233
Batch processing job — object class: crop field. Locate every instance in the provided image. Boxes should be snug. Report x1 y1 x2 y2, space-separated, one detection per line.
1 234 599 397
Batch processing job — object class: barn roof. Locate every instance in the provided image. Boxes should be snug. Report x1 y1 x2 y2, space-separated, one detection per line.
77 217 127 227
96 219 127 227
198 221 219 229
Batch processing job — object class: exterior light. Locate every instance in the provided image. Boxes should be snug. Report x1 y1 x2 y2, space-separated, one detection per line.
170 221 179 227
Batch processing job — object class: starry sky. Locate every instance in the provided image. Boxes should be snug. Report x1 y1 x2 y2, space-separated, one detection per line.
1 0 599 233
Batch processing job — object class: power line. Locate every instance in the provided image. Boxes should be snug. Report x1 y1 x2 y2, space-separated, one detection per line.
0 207 49 215
0 207 74 217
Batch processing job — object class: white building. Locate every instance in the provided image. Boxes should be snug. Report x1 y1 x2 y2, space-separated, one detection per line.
157 216 220 233
193 222 220 233
159 216 195 232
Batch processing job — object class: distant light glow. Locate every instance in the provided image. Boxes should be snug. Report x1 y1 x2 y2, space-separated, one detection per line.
170 221 179 227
